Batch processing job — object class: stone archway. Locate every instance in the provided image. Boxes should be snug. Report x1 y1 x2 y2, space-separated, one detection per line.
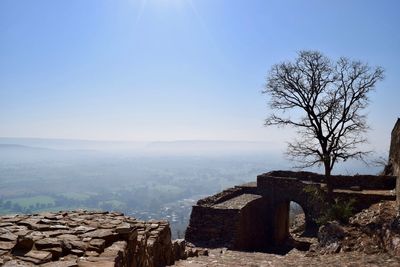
186 171 396 252
272 199 316 253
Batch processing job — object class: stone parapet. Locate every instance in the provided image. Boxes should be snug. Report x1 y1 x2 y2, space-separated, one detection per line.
196 182 257 207
185 191 269 250
261 171 396 191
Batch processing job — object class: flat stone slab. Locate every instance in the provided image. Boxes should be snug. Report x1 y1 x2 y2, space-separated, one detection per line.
17 250 53 264
0 210 177 266
0 241 15 250
0 232 18 242
212 194 262 209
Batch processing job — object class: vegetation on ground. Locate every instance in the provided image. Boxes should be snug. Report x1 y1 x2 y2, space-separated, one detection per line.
304 185 355 225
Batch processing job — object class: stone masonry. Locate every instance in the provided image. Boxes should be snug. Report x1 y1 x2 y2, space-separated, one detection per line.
387 119 400 178
185 119 400 252
383 119 400 212
389 119 400 212
185 171 396 251
0 210 202 267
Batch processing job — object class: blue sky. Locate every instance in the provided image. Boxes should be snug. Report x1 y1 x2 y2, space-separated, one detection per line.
0 0 399 151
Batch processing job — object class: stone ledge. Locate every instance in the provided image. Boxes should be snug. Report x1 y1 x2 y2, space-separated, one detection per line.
212 194 262 210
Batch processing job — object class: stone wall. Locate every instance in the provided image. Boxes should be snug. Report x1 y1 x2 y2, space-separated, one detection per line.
265 171 396 190
185 206 240 248
234 196 270 250
388 119 400 177
0 211 201 267
258 172 396 215
196 182 257 207
257 174 322 235
185 185 270 251
186 171 396 252
185 182 268 250
384 119 400 213
390 119 400 212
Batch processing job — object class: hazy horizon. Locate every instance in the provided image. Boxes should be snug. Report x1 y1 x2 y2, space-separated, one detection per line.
1 0 399 153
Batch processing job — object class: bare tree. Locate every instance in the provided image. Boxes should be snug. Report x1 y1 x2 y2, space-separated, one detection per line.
263 51 384 197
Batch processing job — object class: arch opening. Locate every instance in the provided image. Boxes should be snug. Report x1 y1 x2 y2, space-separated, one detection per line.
289 201 306 238
273 201 314 254
287 201 315 251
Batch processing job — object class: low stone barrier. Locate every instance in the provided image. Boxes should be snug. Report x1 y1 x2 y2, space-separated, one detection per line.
262 171 396 190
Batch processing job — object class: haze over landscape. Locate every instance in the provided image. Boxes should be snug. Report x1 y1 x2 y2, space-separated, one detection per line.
1 0 399 237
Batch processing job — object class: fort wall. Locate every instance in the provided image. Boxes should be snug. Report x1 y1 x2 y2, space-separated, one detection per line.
186 172 396 251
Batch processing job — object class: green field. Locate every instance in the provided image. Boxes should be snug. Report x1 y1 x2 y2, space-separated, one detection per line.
99 200 126 210
61 192 93 201
10 195 55 208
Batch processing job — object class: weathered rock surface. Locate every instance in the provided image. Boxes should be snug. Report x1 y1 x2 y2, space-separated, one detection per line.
312 201 400 256
315 221 346 253
172 248 400 267
385 119 400 178
0 211 199 267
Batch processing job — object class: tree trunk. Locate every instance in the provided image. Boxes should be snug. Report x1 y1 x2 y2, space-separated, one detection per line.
324 159 333 202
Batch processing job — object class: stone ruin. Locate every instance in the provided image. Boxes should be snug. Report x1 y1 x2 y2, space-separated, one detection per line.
386 118 400 177
0 210 204 266
384 118 400 211
185 118 400 251
185 171 397 251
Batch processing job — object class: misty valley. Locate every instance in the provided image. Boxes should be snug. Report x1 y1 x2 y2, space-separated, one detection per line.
0 139 289 238
0 139 380 238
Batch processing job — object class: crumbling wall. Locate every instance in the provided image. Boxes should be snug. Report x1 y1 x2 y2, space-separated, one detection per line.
265 171 396 190
185 186 269 251
390 119 400 213
388 119 400 177
196 182 257 207
384 119 400 213
0 211 201 267
185 183 266 250
185 206 240 248
186 171 396 252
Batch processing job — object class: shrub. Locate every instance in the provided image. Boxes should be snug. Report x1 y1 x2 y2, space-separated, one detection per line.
304 185 355 225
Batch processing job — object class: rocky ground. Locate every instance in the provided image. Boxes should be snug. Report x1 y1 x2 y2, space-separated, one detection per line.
172 248 400 267
312 201 400 255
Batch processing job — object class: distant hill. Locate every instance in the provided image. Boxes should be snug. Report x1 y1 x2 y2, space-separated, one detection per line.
0 144 49 151
0 138 280 155
146 140 280 155
0 141 101 163
0 137 147 151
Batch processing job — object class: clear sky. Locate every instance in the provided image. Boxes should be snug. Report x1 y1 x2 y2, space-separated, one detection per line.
0 0 399 151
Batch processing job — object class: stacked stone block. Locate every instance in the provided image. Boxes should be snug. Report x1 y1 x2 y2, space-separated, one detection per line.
0 211 199 267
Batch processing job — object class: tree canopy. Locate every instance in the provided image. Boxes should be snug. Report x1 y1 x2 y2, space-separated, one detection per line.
263 51 384 194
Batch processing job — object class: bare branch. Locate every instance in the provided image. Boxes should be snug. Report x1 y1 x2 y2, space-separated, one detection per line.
263 50 384 184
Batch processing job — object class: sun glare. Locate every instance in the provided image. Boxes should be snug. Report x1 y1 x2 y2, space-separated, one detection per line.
157 0 187 9
134 0 188 22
